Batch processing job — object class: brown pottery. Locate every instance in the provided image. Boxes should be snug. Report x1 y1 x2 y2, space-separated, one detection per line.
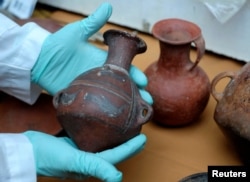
15 18 63 33
211 62 250 165
0 92 62 135
53 29 153 152
145 19 210 126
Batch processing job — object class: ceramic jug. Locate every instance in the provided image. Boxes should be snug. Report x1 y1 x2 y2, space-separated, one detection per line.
145 19 210 126
0 92 61 135
211 62 250 165
53 29 153 152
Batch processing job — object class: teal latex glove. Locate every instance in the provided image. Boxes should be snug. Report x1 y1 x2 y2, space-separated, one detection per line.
23 131 146 181
31 2 153 105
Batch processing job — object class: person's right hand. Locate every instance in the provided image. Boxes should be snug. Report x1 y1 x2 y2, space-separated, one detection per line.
23 131 147 182
31 2 153 105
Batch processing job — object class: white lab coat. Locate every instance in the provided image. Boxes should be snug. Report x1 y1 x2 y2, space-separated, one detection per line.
0 13 50 181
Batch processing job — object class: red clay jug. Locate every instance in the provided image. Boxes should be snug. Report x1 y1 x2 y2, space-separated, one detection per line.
0 92 61 135
211 63 250 165
145 19 210 126
53 29 153 152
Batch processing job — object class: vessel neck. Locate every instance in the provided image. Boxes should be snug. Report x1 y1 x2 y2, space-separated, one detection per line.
105 36 138 71
158 41 191 68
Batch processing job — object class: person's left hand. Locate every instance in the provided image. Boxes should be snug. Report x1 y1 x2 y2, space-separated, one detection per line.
31 2 153 105
24 130 146 181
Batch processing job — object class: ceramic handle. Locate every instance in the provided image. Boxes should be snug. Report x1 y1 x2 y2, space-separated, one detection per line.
211 71 236 102
137 98 153 125
53 91 77 109
53 91 63 109
190 35 205 71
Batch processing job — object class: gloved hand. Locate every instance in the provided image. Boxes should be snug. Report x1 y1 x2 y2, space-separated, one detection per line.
23 130 146 181
31 2 153 105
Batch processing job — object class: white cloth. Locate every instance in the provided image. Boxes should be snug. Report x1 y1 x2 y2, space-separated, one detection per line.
0 13 49 104
0 13 50 181
0 134 36 182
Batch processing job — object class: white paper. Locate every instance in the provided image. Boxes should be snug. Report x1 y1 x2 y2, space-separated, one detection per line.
7 0 38 19
200 0 246 23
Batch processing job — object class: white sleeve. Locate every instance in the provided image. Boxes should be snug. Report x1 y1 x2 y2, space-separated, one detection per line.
0 133 37 182
0 13 50 104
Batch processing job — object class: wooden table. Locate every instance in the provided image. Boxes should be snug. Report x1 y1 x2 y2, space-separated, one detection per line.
33 9 244 182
